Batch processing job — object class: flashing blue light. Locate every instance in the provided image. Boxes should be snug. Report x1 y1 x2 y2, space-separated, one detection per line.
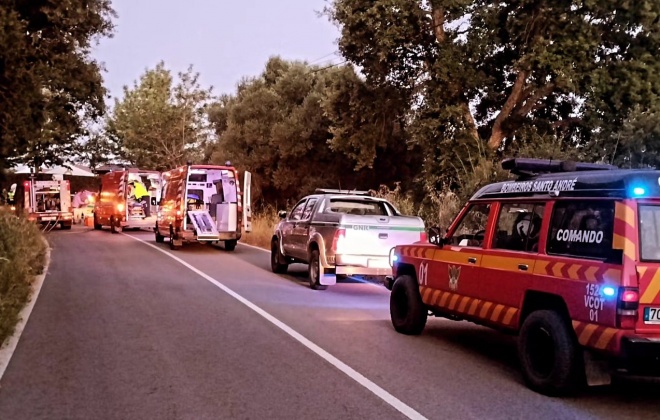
392 255 399 262
602 286 616 297
633 187 646 196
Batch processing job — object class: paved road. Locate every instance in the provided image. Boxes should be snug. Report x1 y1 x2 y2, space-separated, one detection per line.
0 226 659 419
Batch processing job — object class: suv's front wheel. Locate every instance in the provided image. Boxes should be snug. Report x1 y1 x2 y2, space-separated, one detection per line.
518 310 585 396
390 274 427 335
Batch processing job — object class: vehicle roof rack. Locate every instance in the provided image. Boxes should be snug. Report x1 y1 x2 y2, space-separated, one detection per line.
502 158 618 178
314 188 370 196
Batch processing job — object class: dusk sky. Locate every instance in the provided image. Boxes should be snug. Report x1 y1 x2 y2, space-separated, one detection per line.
92 0 341 100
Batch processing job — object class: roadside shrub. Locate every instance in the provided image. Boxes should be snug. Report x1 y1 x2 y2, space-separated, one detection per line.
240 205 280 250
0 207 46 347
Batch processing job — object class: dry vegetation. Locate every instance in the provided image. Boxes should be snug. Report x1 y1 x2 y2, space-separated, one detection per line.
0 207 47 347
240 206 280 250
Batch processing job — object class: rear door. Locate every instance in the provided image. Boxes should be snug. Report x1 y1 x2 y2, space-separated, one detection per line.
281 199 307 256
291 197 319 259
242 171 252 233
635 202 660 333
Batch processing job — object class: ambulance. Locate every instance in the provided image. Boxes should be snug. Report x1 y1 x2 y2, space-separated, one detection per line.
155 163 252 251
94 168 161 233
388 158 660 395
19 177 73 229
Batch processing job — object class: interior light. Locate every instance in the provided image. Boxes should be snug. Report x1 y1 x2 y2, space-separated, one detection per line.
602 286 615 297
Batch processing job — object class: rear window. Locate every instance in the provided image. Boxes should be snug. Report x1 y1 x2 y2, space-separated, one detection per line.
639 205 660 261
326 199 389 216
547 200 615 260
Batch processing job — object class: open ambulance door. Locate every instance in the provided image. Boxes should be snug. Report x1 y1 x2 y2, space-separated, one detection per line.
242 171 252 233
60 180 72 212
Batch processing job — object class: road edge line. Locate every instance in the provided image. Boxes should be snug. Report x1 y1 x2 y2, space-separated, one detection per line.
238 241 269 253
124 233 427 420
0 237 51 381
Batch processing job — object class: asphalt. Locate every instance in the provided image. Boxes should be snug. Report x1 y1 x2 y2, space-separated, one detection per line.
0 226 659 419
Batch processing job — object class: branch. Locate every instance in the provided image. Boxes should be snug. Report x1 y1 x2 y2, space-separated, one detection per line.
487 70 529 149
515 83 555 117
552 117 582 129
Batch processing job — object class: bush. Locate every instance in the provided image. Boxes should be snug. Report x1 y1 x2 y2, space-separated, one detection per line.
0 207 46 347
240 206 280 250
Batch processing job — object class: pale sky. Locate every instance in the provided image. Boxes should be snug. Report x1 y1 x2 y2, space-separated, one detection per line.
93 0 341 100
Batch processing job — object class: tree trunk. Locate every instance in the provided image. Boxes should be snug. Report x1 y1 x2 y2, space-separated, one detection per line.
431 6 480 143
487 70 528 150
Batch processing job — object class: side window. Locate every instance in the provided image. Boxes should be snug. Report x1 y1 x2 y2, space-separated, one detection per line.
289 200 307 221
448 204 491 247
493 203 546 253
301 198 318 220
547 200 615 260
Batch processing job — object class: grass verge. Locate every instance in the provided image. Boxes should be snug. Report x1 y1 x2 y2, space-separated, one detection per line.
240 206 279 250
0 207 47 347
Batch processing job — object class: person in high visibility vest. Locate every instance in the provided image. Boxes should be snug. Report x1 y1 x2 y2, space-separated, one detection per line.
131 180 150 217
7 184 16 204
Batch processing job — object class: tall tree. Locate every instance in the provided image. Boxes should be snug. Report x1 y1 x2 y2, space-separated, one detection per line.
207 57 419 206
106 62 214 170
0 0 115 176
326 0 660 187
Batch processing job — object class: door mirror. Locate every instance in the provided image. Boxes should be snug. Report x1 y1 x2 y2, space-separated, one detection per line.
428 226 446 246
278 210 288 219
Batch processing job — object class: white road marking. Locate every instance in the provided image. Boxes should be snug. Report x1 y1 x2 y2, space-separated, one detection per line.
124 233 427 420
237 241 269 252
0 238 51 381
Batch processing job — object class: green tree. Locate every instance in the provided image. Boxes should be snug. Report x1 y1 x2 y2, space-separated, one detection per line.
0 0 115 176
326 0 660 187
207 57 419 206
106 62 214 170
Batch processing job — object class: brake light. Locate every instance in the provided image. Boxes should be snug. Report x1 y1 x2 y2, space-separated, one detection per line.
420 231 427 242
23 181 30 190
617 287 639 329
117 203 125 212
332 229 346 252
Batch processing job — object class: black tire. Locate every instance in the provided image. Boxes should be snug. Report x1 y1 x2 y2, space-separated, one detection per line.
169 230 181 250
155 225 165 243
110 216 118 234
308 249 327 290
518 310 585 396
390 274 427 335
93 215 102 230
271 238 288 274
225 240 237 251
60 222 72 230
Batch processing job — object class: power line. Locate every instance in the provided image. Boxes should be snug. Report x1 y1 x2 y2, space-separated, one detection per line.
310 60 349 73
308 50 340 65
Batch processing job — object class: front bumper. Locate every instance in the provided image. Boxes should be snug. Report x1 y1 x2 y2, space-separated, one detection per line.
617 336 660 376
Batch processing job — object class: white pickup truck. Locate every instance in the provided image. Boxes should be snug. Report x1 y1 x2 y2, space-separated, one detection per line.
271 189 426 290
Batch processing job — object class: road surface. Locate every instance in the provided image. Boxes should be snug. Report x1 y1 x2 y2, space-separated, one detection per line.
0 226 658 419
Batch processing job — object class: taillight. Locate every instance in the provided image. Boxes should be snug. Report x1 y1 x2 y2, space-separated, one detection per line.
332 229 346 252
617 287 639 329
117 203 125 212
420 231 427 242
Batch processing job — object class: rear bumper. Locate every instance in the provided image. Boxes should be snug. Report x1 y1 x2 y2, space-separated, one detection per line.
616 336 660 376
179 230 241 242
121 216 157 229
333 254 391 276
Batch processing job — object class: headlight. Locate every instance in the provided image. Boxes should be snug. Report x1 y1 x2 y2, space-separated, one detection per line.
389 247 399 267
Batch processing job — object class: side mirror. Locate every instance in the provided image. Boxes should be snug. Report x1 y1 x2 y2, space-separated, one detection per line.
151 197 157 206
278 210 287 219
428 226 446 246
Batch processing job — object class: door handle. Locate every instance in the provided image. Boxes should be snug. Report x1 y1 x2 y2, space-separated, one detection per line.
468 257 477 264
518 264 529 271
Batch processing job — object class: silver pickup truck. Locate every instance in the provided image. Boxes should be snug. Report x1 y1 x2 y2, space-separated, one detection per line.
271 189 426 290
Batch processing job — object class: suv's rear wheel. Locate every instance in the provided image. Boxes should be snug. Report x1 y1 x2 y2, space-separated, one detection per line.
271 238 288 274
518 310 585 395
390 274 427 335
308 249 327 290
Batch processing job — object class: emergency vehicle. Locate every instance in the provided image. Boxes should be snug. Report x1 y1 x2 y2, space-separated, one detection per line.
155 163 252 251
19 177 73 229
388 158 660 395
94 168 161 233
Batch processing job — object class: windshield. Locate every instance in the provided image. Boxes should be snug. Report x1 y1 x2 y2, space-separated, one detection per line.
639 205 660 261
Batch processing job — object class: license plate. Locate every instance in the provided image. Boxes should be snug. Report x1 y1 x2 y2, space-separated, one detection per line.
41 217 56 221
644 307 660 324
